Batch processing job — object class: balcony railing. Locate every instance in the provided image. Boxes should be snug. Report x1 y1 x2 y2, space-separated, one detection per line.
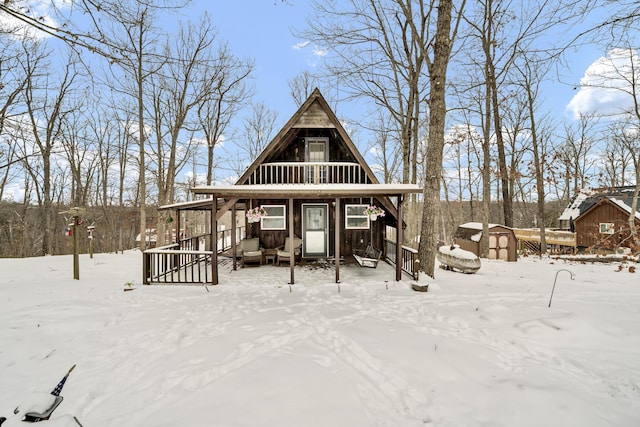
247 162 369 185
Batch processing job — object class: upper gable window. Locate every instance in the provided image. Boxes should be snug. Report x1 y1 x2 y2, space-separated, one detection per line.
305 137 329 183
305 137 328 162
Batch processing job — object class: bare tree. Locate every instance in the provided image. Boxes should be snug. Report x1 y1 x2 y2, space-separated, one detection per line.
20 43 79 255
148 16 227 245
609 118 640 246
601 124 634 187
556 115 599 198
198 43 253 185
582 45 640 245
0 0 190 62
289 71 320 107
103 3 167 250
461 0 577 228
369 111 403 184
236 102 279 168
301 0 430 185
514 55 555 252
413 0 465 279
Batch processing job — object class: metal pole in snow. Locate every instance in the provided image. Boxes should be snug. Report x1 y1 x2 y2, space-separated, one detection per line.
548 269 575 307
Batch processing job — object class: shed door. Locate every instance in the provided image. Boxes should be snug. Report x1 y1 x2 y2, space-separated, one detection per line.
489 233 509 260
302 204 328 258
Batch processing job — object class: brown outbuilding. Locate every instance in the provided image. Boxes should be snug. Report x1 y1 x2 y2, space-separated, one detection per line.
453 223 518 262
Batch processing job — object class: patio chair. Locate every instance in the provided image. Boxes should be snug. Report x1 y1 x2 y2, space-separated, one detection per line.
277 236 303 266
239 237 263 267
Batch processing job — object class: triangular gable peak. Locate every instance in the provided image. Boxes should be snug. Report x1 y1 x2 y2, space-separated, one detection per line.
576 196 640 222
236 88 379 187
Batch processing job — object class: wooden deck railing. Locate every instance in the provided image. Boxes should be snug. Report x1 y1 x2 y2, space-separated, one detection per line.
513 228 576 253
143 243 213 284
143 228 245 285
384 239 420 280
248 162 369 185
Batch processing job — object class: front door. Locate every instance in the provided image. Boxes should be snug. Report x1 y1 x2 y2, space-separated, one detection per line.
302 203 328 258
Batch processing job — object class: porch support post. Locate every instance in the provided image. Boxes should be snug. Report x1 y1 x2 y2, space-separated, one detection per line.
335 197 340 283
211 195 218 285
289 197 295 284
176 209 181 245
396 194 404 281
231 202 237 271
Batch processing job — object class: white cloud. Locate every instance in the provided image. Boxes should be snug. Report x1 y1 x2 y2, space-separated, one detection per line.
291 40 328 68
1 182 25 202
567 48 640 119
293 41 310 50
0 0 67 40
368 145 382 157
312 46 328 57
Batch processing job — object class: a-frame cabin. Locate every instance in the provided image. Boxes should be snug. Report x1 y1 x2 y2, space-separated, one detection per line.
147 89 421 285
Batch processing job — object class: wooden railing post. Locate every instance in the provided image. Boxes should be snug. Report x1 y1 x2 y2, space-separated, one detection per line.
142 251 150 284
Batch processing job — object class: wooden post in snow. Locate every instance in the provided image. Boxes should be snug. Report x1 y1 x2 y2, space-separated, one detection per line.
396 195 403 281
289 198 295 284
335 197 341 283
211 195 218 285
231 203 237 271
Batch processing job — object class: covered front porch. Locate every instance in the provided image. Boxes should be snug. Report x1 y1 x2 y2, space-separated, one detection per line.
143 242 418 288
143 183 421 285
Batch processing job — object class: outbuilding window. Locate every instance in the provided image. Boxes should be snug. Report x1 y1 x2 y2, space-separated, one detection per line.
599 222 615 234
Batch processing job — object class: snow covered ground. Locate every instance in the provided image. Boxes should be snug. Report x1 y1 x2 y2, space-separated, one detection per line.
1 251 639 426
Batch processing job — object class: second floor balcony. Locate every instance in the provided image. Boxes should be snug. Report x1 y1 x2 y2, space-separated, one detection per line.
246 162 371 185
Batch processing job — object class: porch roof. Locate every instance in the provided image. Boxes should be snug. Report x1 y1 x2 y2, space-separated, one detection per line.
190 183 422 199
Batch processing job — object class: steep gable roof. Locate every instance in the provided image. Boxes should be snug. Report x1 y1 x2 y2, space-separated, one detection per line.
236 88 379 186
560 186 639 221
576 196 640 222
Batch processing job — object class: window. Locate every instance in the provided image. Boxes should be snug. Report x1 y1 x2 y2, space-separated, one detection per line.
305 137 328 183
261 205 286 230
345 204 369 229
599 223 615 234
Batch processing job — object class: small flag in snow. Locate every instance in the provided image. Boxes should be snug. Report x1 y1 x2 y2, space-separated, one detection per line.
51 365 76 396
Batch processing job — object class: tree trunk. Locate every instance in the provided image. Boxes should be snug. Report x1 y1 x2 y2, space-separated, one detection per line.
490 72 513 227
418 0 454 279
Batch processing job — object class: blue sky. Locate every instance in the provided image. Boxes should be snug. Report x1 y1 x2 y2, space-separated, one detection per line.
2 1 638 201
189 2 638 128
191 1 318 120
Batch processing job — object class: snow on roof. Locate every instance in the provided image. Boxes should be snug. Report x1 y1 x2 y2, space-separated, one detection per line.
459 222 501 230
609 197 640 219
558 188 594 221
192 183 422 195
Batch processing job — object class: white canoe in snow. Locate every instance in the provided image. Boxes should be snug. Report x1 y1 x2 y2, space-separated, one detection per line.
437 244 481 274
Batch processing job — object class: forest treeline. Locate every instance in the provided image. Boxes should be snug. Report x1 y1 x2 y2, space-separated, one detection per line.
0 198 568 258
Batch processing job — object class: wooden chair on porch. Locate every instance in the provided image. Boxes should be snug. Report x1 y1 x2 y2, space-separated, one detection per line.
239 237 263 267
277 236 303 266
